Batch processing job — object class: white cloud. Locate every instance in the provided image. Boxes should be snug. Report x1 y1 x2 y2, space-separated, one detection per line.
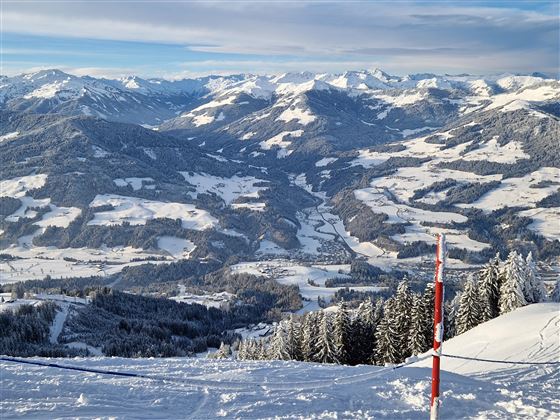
2 1 558 75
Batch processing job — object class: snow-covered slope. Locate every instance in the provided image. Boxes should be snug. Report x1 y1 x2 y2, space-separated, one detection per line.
1 303 558 418
1 69 559 284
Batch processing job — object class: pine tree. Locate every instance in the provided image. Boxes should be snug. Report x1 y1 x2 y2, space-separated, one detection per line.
248 339 259 360
270 321 290 360
374 297 384 322
477 255 501 322
444 292 462 340
286 314 303 361
316 312 338 364
393 280 413 360
301 311 320 362
211 342 231 359
374 297 400 365
550 279 560 303
499 251 527 314
256 339 268 360
333 301 352 365
237 340 246 360
356 298 376 364
524 252 546 303
455 279 482 335
421 283 435 347
408 294 430 355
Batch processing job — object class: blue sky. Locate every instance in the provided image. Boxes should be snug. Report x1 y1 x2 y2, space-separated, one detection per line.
2 1 558 79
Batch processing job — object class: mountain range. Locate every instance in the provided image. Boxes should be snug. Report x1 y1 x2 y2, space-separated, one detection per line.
1 68 559 287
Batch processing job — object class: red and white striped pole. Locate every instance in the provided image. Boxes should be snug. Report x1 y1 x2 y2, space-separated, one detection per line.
430 233 446 420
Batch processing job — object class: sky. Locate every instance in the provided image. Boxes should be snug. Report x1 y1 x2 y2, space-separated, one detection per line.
1 0 559 79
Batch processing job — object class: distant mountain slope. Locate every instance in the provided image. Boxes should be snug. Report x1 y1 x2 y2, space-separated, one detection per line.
1 69 559 285
1 303 557 418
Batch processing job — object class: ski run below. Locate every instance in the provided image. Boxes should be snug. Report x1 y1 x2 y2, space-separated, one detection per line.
1 303 558 419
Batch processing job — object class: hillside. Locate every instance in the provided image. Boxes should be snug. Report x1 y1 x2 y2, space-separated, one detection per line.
1 303 558 418
1 69 559 295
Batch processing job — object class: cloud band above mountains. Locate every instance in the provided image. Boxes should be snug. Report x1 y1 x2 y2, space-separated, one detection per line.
2 1 558 77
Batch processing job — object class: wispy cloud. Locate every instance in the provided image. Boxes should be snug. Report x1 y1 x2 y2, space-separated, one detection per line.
2 1 558 76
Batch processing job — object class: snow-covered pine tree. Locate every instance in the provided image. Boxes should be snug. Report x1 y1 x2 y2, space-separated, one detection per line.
421 283 435 347
455 279 482 335
210 342 231 359
247 339 259 360
286 314 303 361
370 297 385 364
550 279 560 303
333 301 352 365
237 340 246 360
301 311 320 362
257 339 268 360
393 279 413 360
408 293 430 355
374 297 400 365
373 297 384 322
477 254 501 322
355 298 376 364
499 251 528 314
270 320 290 360
525 252 546 303
316 312 338 364
444 292 462 340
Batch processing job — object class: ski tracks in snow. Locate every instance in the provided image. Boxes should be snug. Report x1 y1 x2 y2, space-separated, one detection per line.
525 311 559 362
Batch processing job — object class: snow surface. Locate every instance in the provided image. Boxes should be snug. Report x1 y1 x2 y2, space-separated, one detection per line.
518 207 560 241
0 131 19 142
259 130 303 158
92 145 109 158
0 174 48 198
88 194 217 230
0 245 171 284
49 303 69 344
315 157 337 167
461 136 530 164
276 102 316 126
157 236 196 259
179 172 268 205
1 303 557 419
458 167 559 212
231 202 266 212
170 288 234 309
34 205 82 228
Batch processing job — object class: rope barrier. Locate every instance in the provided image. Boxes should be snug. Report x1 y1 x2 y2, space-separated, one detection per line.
441 354 560 365
2 353 557 390
0 356 154 379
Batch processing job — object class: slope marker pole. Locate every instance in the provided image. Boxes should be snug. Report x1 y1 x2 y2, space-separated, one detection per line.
430 233 446 420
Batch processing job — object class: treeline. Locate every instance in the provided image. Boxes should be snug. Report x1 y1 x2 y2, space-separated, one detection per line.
237 251 554 366
61 289 239 357
0 302 84 357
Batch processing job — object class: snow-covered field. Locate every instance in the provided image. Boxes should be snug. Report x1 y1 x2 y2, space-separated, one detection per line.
1 303 557 419
348 128 560 254
179 172 268 207
0 245 170 284
231 260 386 312
88 194 218 230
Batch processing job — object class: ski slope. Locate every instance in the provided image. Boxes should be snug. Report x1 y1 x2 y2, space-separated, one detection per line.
1 303 558 419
